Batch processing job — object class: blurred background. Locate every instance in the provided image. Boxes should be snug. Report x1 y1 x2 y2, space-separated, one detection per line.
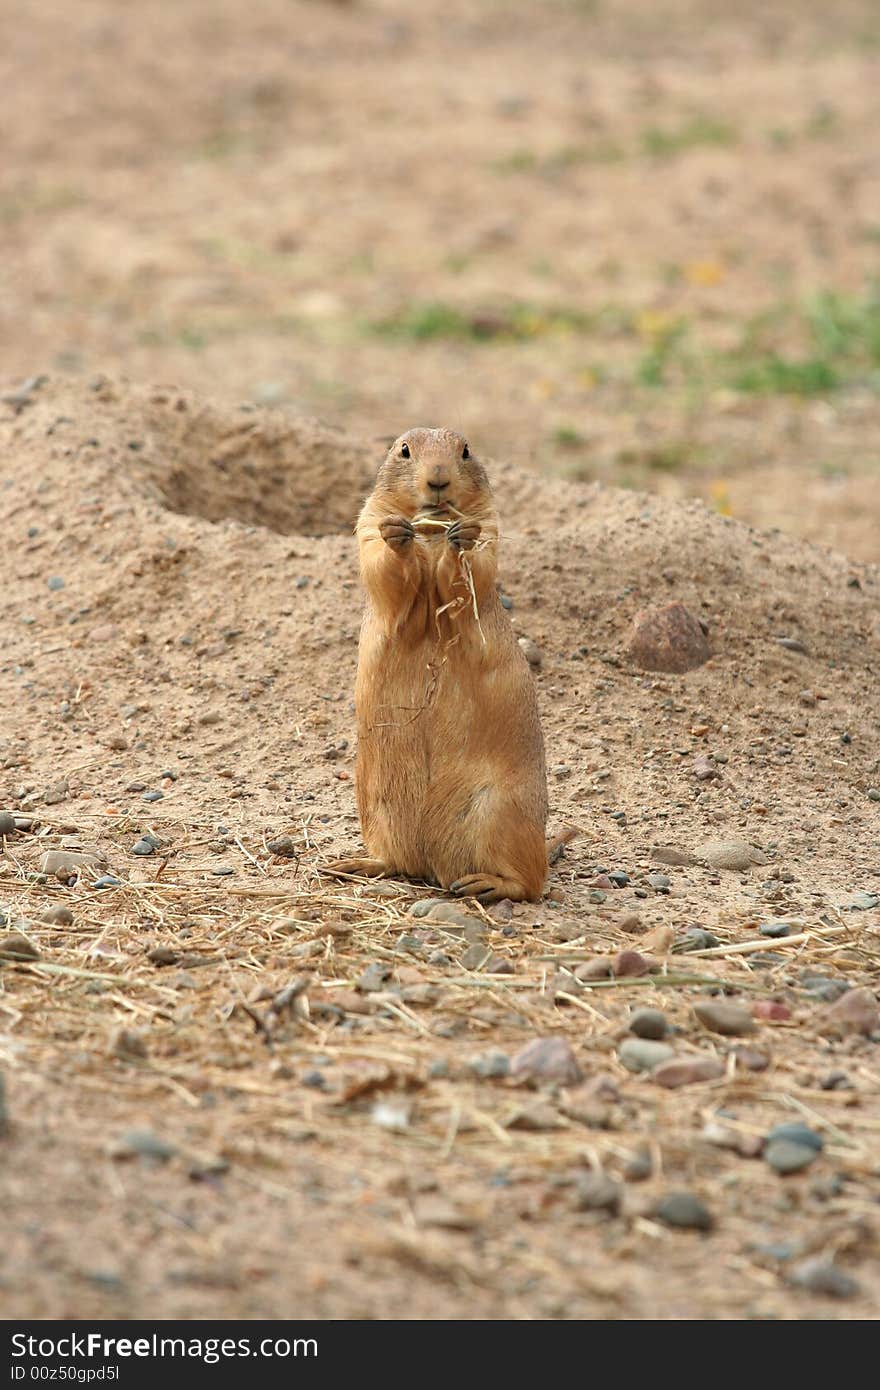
2 0 878 556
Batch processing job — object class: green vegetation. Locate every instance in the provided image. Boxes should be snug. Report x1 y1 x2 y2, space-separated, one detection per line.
371 300 596 342
640 115 738 158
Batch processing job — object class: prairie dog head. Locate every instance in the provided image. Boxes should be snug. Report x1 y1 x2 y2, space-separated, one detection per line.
374 427 492 520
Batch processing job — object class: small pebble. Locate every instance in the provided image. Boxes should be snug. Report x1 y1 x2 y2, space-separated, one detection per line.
112 1028 149 1062
115 1130 177 1162
47 575 65 591
653 1056 725 1088
819 1071 852 1091
146 946 180 966
211 866 234 876
511 1036 582 1087
676 928 720 953
267 836 298 857
760 921 795 938
867 788 880 803
608 870 630 887
764 1139 819 1175
618 1038 675 1073
817 987 879 1038
356 962 391 993
461 943 492 971
766 1123 823 1153
850 891 879 910
131 837 157 856
469 1051 510 1080
574 1173 621 1215
142 790 164 803
39 904 74 926
409 899 472 927
623 1151 652 1182
93 875 122 890
697 839 768 871
751 1000 790 1022
655 1191 714 1232
612 950 658 978
646 872 670 892
629 1008 669 1040
574 957 613 981
790 1259 860 1299
518 637 542 667
693 999 756 1037
733 1046 770 1072
0 811 16 836
0 932 40 961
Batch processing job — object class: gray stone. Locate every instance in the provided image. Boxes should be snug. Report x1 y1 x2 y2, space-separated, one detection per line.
115 1130 177 1162
766 1123 823 1152
765 1139 819 1175
655 1191 714 1231
618 1038 675 1073
40 849 105 877
574 1173 621 1215
790 1259 860 1299
629 1008 669 1040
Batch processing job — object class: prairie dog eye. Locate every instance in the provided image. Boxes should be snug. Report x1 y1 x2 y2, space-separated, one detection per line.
462 443 470 459
400 442 410 459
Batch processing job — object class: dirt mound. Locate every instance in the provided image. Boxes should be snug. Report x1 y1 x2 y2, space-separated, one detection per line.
1 378 878 1320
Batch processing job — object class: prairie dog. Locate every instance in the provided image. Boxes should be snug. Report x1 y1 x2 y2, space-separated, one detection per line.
326 427 549 903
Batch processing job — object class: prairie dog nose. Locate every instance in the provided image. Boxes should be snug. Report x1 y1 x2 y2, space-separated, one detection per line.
428 475 450 493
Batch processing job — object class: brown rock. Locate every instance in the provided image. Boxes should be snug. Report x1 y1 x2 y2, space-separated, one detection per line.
696 839 768 871
734 1046 771 1072
627 602 711 674
651 847 700 867
653 1056 725 1088
612 950 659 978
693 755 719 781
40 849 105 877
0 932 40 961
510 1036 583 1087
693 1000 757 1036
816 987 879 1039
38 905 74 926
506 1101 566 1131
574 956 613 981
113 1028 149 1061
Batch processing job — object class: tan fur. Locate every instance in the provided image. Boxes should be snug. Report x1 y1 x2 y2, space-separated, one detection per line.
325 427 549 903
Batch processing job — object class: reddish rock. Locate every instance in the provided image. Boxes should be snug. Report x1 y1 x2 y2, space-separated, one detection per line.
752 1000 791 1022
627 602 711 674
612 950 660 978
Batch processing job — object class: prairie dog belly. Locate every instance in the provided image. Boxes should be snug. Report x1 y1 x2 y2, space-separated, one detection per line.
356 621 545 880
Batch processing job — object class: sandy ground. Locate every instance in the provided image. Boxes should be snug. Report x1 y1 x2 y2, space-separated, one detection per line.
0 377 878 1320
0 0 878 1322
